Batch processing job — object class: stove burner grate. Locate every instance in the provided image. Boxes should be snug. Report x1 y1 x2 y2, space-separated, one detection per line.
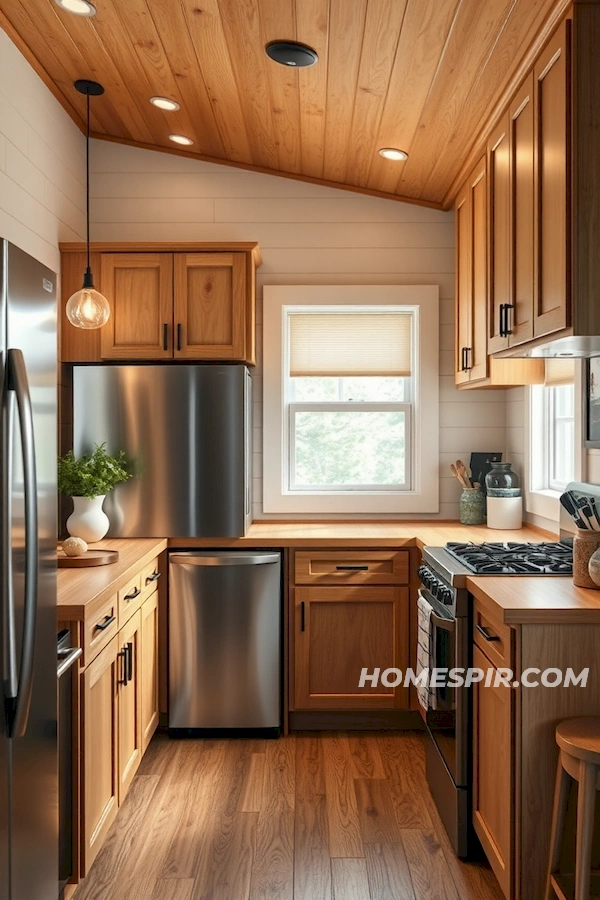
445 541 573 576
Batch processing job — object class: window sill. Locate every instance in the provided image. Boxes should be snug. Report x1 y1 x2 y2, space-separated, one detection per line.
525 489 561 523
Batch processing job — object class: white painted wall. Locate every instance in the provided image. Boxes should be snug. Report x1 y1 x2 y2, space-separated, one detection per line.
0 27 86 272
89 139 509 520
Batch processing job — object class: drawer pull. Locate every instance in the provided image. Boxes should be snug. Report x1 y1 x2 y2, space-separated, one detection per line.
476 624 501 643
118 646 128 685
94 614 116 632
301 601 306 632
335 565 369 571
163 323 168 351
124 586 141 602
127 641 133 682
145 572 160 585
177 323 182 352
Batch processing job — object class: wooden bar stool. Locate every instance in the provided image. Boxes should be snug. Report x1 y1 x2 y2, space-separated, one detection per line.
546 717 600 900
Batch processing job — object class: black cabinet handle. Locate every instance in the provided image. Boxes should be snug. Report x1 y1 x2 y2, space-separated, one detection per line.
336 565 369 571
118 647 128 685
94 614 116 632
504 303 514 336
177 323 182 351
460 347 466 371
465 347 472 371
145 572 161 585
476 624 501 642
127 642 133 682
300 601 306 632
163 323 168 351
124 586 140 602
499 304 505 337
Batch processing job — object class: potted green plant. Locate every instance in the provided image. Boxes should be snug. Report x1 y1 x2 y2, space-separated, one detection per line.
58 443 131 542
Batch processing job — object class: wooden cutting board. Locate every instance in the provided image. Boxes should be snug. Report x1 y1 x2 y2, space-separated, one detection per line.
57 549 119 568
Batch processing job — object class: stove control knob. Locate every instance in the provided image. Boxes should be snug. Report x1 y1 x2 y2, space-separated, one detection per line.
439 586 453 605
418 566 431 588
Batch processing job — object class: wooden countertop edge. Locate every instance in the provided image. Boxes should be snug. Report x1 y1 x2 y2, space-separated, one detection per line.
467 577 600 625
57 538 167 619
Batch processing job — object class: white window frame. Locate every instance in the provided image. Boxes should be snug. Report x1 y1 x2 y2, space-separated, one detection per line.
262 285 439 515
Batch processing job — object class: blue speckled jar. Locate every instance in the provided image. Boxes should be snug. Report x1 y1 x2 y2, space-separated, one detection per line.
460 487 485 525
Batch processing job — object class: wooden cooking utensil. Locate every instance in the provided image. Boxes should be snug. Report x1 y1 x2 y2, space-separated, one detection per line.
456 459 472 488
450 463 470 489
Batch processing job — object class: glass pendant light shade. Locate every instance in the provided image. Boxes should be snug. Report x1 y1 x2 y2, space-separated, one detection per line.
66 269 110 328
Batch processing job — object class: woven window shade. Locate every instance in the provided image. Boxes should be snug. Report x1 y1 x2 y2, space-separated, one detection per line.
545 358 575 386
289 312 412 377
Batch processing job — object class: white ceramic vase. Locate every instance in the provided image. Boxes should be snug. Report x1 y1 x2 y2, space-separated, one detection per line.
66 495 109 543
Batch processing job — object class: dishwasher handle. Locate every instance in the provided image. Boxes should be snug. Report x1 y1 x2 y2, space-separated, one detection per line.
170 552 280 567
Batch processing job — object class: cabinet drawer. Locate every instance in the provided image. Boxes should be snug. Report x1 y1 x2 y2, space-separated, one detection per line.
83 594 119 666
119 572 143 624
140 558 161 602
473 598 514 671
294 551 409 585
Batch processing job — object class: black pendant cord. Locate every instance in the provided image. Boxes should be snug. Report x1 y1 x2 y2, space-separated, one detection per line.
86 90 90 274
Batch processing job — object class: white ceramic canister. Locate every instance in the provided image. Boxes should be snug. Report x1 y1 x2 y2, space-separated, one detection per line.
486 495 523 530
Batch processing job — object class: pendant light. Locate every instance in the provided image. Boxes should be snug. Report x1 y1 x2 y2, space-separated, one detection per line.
66 79 111 329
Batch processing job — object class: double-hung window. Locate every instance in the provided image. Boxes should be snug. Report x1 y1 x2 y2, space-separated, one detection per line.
262 285 439 515
529 358 575 495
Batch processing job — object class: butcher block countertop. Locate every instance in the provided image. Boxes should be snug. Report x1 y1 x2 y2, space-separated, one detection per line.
56 523 600 626
57 538 167 619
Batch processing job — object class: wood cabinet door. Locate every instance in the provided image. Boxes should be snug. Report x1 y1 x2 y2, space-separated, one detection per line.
100 254 173 359
472 644 514 900
533 20 571 339
468 157 489 382
509 75 535 347
173 253 247 360
454 180 472 386
487 116 511 354
81 637 119 876
140 591 160 753
294 586 409 710
117 610 143 802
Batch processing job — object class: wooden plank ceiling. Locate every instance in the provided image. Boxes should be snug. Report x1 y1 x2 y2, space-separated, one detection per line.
0 0 566 208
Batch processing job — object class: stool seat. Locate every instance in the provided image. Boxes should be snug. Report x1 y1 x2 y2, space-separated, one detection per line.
556 717 600 765
546 717 600 900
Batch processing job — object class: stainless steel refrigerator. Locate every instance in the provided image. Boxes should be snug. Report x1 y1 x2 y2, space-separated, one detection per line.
73 365 252 537
1 240 58 900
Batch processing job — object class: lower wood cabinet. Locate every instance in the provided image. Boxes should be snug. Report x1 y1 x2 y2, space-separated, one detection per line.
472 643 514 900
81 636 120 875
80 588 159 877
293 585 409 710
140 590 160 752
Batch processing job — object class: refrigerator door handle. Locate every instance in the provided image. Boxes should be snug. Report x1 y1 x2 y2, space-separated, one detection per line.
7 348 39 738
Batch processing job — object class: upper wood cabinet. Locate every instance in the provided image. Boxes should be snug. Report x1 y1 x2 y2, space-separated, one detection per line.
100 254 173 360
173 253 247 360
487 116 510 355
59 243 260 365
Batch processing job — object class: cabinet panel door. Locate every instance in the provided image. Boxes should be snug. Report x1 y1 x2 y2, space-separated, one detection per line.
173 253 246 359
81 637 119 876
294 586 409 710
488 116 511 354
509 75 535 347
534 21 570 338
140 591 160 752
455 182 471 386
469 158 489 382
118 610 143 802
100 254 173 359
472 644 513 900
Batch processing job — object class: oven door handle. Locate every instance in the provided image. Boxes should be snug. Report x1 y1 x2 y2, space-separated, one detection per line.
430 610 455 633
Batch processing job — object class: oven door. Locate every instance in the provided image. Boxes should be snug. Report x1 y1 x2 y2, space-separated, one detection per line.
420 589 469 788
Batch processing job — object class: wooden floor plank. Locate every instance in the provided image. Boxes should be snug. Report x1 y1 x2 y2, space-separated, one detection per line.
296 733 327 797
401 829 462 900
262 737 295 813
294 795 333 900
249 809 294 900
331 858 371 900
150 879 195 900
323 735 364 858
364 842 416 900
346 734 387 779
354 779 402 844
238 752 266 813
379 737 435 829
193 810 258 900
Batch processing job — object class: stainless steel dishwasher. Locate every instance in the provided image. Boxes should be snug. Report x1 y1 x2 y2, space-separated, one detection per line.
169 551 281 732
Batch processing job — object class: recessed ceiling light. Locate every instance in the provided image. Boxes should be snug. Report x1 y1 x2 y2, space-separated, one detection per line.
54 0 96 16
169 134 193 146
265 41 318 68
150 96 181 112
379 147 409 161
